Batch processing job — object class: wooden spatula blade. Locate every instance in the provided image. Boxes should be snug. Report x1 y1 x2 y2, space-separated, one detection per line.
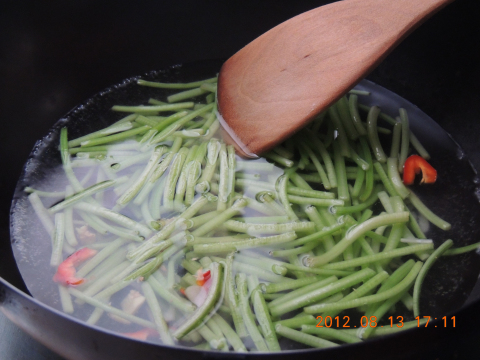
217 0 453 156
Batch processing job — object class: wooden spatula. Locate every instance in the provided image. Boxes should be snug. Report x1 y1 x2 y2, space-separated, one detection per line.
217 0 453 157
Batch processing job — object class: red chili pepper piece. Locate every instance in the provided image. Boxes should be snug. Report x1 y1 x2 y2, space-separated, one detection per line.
53 247 97 286
195 269 211 286
403 155 437 185
122 328 157 341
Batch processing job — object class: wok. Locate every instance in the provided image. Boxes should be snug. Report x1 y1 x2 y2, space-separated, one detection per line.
1 1 480 359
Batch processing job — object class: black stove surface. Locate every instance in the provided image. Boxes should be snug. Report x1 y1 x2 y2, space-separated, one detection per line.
1 1 480 359
0 312 63 360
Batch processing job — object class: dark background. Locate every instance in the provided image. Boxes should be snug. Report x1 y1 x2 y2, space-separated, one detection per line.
1 0 479 359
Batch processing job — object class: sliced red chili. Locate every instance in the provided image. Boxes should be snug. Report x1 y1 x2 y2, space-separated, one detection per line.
196 269 211 286
53 247 97 286
403 155 437 185
122 328 156 341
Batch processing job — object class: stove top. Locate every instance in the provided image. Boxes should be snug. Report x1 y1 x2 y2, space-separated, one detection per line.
0 312 63 360
1 1 480 360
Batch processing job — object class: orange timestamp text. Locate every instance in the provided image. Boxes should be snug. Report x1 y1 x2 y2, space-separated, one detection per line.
315 315 456 328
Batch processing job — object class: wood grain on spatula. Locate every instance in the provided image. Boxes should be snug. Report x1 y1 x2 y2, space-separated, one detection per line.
217 0 453 157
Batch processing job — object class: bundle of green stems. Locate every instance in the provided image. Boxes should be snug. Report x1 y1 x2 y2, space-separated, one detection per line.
26 75 479 352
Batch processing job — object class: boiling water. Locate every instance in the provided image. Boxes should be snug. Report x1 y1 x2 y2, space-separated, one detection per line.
9 62 480 351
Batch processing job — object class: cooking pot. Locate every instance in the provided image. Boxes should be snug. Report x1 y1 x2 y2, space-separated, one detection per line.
1 1 480 359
